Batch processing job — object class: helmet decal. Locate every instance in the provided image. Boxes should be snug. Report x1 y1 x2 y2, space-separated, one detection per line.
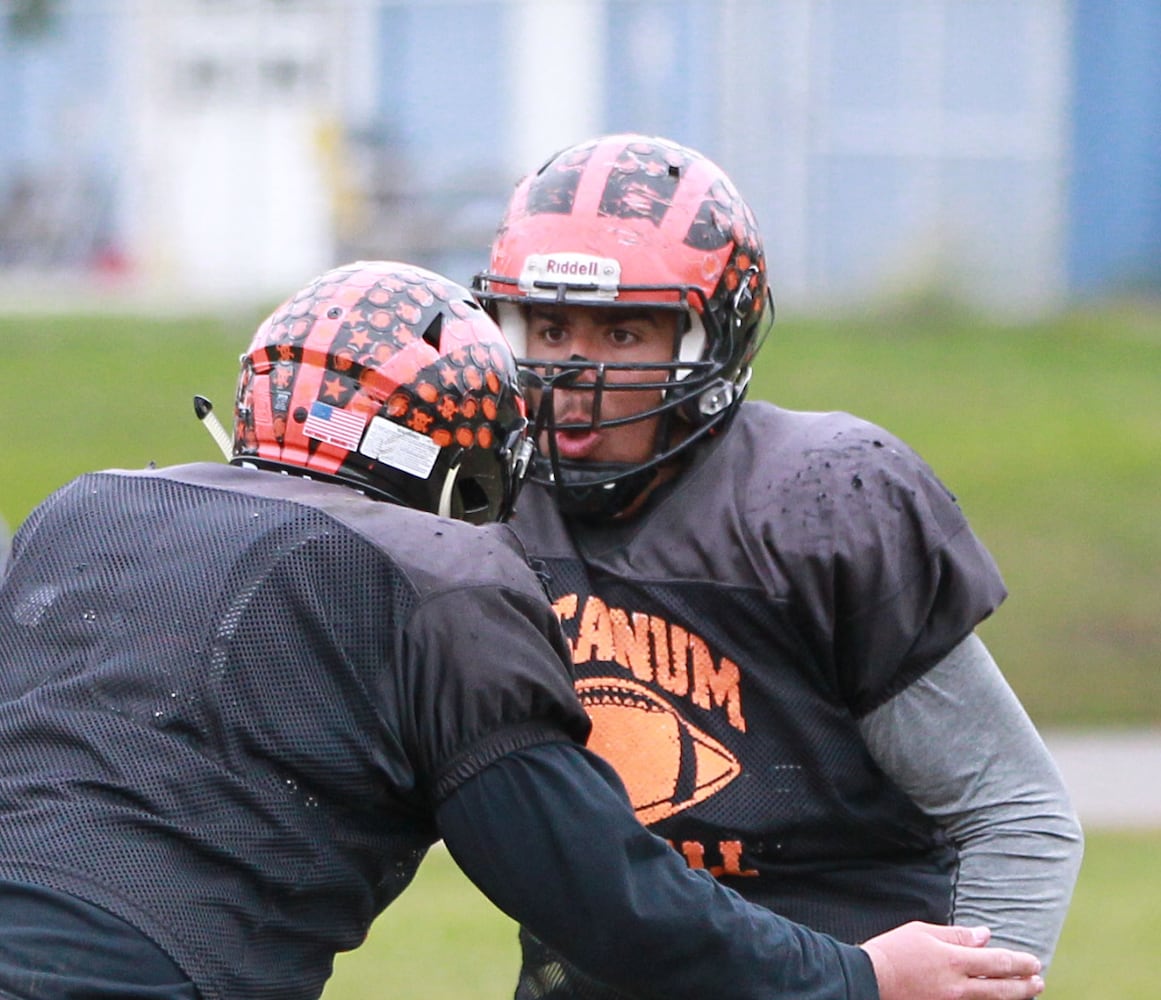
524 141 596 215
597 141 685 225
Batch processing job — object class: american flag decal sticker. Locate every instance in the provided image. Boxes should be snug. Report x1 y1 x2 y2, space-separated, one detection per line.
302 400 367 450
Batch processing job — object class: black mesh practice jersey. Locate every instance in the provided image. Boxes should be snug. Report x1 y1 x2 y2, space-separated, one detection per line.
509 402 1008 998
0 462 590 1000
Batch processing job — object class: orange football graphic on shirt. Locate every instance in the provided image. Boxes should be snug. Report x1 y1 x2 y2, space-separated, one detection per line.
577 677 742 825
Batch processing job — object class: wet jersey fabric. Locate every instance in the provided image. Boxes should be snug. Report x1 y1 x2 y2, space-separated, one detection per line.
508 402 1008 997
0 463 589 1000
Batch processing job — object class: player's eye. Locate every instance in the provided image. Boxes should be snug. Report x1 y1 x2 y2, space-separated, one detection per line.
536 325 567 346
608 327 641 347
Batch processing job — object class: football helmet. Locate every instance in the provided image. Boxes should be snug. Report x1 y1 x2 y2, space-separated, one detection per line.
473 133 773 518
232 260 533 523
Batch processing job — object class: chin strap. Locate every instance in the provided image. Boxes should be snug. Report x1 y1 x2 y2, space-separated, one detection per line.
437 463 460 519
192 395 233 460
532 454 658 520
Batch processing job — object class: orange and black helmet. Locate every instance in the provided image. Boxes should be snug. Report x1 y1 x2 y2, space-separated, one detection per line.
233 260 532 523
473 134 773 517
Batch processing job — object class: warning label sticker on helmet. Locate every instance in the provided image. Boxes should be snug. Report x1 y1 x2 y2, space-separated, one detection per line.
359 416 441 480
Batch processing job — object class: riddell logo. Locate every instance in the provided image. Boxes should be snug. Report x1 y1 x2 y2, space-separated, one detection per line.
544 258 600 277
519 254 621 299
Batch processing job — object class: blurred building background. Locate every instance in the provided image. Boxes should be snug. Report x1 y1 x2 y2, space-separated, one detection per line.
0 0 1158 314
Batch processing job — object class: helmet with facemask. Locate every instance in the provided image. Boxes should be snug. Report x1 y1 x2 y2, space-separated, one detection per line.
473 134 773 518
233 260 533 523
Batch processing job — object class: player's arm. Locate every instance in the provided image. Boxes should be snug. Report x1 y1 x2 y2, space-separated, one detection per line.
437 739 1044 1000
858 632 1084 972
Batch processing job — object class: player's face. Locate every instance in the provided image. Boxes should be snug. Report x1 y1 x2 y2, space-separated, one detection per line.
523 303 684 468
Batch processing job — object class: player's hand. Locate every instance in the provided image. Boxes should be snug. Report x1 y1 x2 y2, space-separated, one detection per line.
860 922 1044 1000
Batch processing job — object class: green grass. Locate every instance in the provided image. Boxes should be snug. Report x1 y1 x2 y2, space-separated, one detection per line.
321 830 1161 999
2 301 1158 998
0 311 245 520
1049 829 1161 999
1 301 1158 726
748 302 1161 726
322 846 519 1000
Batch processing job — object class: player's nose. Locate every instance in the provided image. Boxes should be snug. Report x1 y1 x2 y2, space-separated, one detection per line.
555 353 596 387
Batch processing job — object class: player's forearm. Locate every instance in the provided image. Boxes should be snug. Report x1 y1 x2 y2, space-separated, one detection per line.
437 740 876 1000
943 814 1083 965
859 633 1083 971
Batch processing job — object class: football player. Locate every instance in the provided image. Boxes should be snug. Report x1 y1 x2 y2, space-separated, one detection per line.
474 134 1083 1000
0 261 1046 1000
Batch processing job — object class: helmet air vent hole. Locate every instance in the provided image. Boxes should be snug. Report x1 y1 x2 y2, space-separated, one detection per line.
421 313 443 348
457 478 490 518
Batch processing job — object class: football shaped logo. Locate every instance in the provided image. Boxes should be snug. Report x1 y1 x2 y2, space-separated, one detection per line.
577 677 741 825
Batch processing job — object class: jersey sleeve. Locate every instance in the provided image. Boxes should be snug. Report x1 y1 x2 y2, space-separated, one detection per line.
395 582 593 804
760 417 1007 716
842 439 1006 714
438 740 876 1000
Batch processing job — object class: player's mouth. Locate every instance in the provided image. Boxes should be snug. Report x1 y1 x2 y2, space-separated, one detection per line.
551 426 601 461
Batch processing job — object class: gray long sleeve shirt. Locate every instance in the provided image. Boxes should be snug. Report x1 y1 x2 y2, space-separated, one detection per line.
859 632 1084 970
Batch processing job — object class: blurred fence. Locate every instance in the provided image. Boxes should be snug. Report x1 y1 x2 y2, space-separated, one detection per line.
0 0 1158 313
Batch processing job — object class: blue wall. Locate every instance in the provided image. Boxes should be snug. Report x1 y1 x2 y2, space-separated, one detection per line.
0 7 117 169
4 2 1160 302
602 0 719 154
1068 0 1161 295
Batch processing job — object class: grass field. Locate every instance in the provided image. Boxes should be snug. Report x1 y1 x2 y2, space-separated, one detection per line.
319 829 1161 999
2 299 1158 725
1 299 1159 997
